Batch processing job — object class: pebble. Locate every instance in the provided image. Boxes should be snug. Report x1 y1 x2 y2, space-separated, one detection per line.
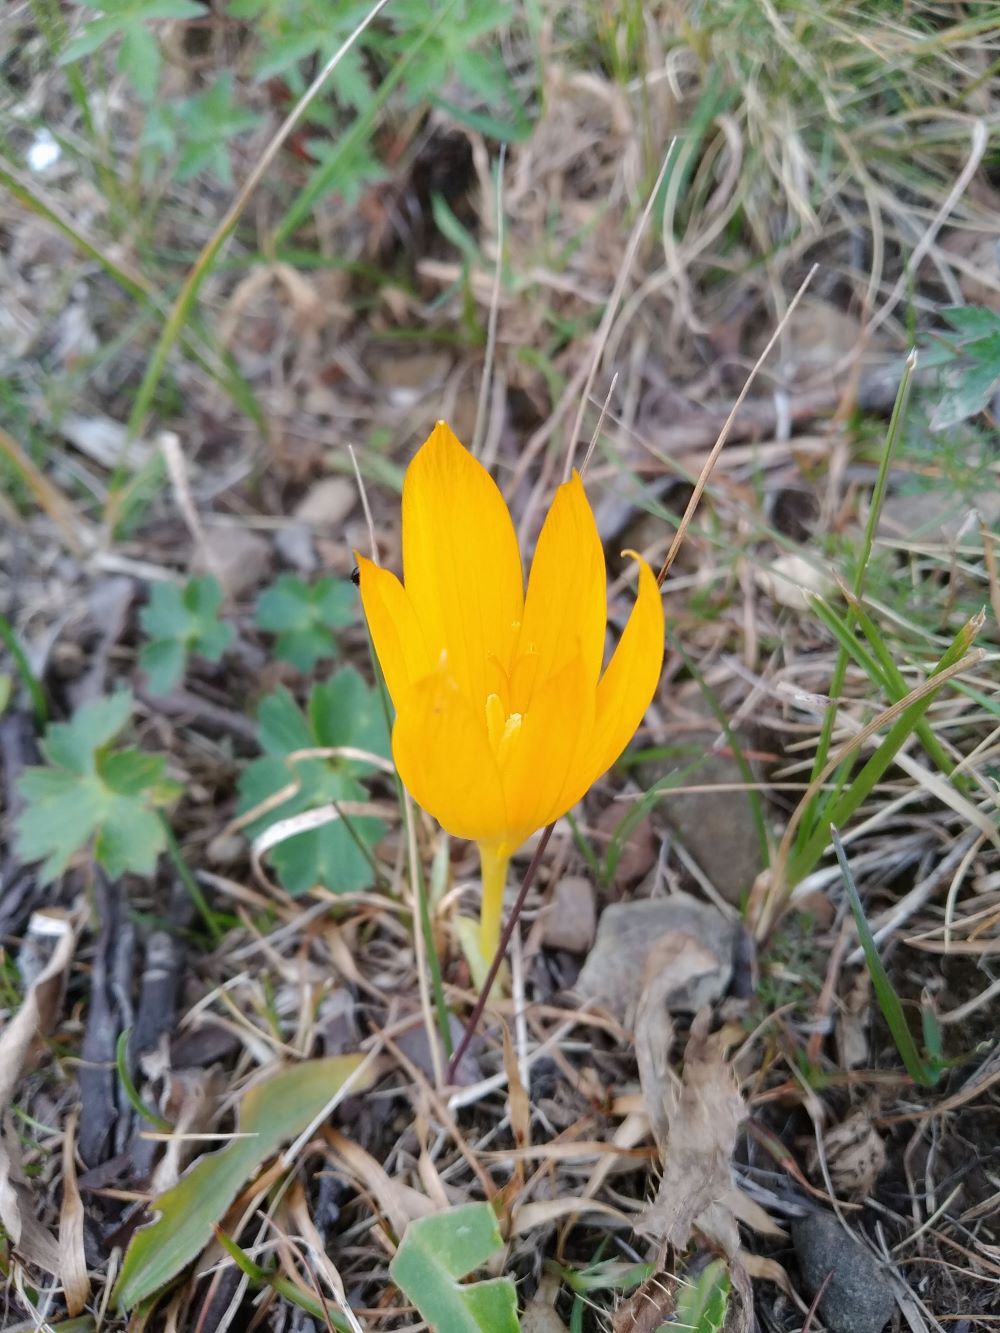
792 1211 896 1333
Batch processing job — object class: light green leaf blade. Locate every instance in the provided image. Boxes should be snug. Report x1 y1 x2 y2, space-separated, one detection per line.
389 1202 519 1333
41 692 133 773
659 1260 729 1332
115 1055 373 1311
139 638 186 695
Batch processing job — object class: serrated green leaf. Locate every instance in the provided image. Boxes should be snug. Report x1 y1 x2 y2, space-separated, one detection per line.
41 691 133 773
930 357 1000 431
940 305 1000 340
59 15 121 63
14 695 176 882
115 1055 373 1311
140 576 233 695
139 639 186 696
389 1202 519 1333
118 21 160 92
237 670 389 896
255 575 355 671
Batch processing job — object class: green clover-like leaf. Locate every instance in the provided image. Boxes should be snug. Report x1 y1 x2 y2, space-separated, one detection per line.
255 574 355 672
237 669 388 896
139 575 233 695
15 692 180 881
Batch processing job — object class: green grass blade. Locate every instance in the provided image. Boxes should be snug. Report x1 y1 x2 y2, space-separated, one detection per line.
115 1029 173 1132
0 613 48 726
214 1227 352 1331
667 1259 730 1332
788 613 983 886
798 350 916 848
830 827 937 1087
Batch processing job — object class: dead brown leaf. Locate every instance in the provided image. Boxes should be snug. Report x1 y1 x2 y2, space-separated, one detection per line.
0 912 76 1275
59 1107 90 1316
812 1110 887 1200
610 1269 678 1333
635 1009 745 1257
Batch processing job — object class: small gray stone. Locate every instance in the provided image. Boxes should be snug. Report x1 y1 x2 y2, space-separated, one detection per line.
274 522 316 572
294 477 355 529
792 1212 896 1333
542 876 596 954
575 894 736 1020
198 527 270 599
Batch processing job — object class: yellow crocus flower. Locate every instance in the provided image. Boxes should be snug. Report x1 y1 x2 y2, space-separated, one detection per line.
357 421 664 960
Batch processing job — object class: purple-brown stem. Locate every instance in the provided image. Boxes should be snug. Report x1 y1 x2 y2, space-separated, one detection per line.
446 823 555 1083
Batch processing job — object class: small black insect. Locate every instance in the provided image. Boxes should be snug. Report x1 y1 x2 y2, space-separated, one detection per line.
350 565 360 586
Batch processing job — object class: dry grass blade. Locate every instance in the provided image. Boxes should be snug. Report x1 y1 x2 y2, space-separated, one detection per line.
0 425 87 557
563 141 678 481
656 263 818 586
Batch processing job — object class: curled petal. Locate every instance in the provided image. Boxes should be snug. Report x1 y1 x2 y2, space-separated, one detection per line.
392 670 508 843
570 553 664 803
514 472 606 708
355 555 430 710
402 422 523 707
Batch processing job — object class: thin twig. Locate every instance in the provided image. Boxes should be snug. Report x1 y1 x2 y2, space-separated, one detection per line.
348 443 378 562
447 824 554 1082
580 372 619 478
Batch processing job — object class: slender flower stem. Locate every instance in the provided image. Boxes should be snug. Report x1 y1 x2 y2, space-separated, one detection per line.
448 824 554 1083
478 842 510 960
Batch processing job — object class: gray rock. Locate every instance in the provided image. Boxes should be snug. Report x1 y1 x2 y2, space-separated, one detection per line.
575 894 736 1021
198 527 271 599
294 477 356 529
657 745 763 905
792 1212 896 1333
541 876 596 954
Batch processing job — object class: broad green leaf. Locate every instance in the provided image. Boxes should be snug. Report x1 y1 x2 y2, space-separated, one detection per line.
118 21 160 94
115 1055 373 1310
139 576 233 695
255 575 355 671
41 691 132 773
930 357 1000 431
237 670 389 895
940 305 1000 340
15 693 179 881
389 1202 519 1333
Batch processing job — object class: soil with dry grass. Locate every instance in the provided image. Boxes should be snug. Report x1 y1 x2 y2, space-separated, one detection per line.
2 3 1000 1331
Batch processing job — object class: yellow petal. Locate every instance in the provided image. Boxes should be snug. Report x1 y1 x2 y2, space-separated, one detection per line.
392 669 509 843
512 472 606 710
402 422 523 707
498 653 595 841
355 554 430 710
571 553 664 800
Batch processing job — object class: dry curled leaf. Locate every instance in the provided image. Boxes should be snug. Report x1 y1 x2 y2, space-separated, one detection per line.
635 1009 745 1257
812 1110 887 1200
0 912 76 1276
59 1108 90 1316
